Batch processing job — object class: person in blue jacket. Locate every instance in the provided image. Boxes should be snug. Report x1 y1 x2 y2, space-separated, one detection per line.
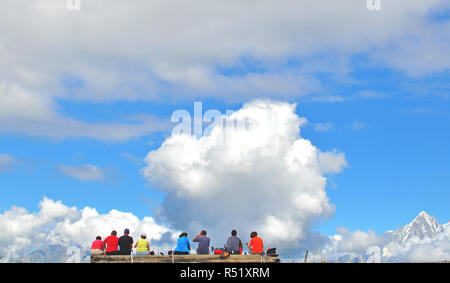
174 232 190 255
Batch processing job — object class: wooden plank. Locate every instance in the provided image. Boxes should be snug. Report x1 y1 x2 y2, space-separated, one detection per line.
91 254 280 263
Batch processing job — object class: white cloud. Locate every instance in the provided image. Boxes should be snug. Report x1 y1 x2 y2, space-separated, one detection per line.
329 227 381 255
0 81 169 141
0 83 55 121
141 100 347 256
309 96 348 103
58 164 105 182
318 151 348 174
404 107 436 115
308 90 390 103
381 225 450 262
0 0 449 139
351 121 368 131
357 90 390 100
0 198 178 262
313 122 333 132
0 154 19 173
0 108 169 141
310 224 450 263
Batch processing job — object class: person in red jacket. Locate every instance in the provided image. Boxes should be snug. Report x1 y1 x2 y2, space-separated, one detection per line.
246 231 264 255
90 236 105 255
103 230 119 255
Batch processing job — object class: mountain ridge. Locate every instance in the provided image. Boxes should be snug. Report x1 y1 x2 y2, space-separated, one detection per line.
384 211 446 243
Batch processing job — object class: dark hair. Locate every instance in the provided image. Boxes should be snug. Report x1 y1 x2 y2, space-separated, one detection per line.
96 236 102 240
111 230 117 236
231 230 237 236
201 230 207 236
179 232 188 238
250 231 257 238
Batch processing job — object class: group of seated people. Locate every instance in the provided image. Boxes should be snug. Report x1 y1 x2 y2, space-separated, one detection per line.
90 228 264 256
90 228 151 256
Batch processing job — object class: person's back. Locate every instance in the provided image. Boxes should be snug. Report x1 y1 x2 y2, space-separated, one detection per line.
226 236 242 254
136 238 148 251
104 232 119 255
174 233 190 255
250 236 263 253
135 233 150 255
248 233 263 254
193 235 210 255
192 230 210 255
91 240 102 249
118 234 134 255
90 237 104 255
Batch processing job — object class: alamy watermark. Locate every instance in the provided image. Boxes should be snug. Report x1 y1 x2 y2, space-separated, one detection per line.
367 0 381 11
365 246 381 263
67 0 81 11
171 102 279 156
66 246 82 263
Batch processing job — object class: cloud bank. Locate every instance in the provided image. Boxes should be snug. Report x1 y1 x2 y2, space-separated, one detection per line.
1 0 449 139
0 198 178 262
316 224 450 263
1 197 447 262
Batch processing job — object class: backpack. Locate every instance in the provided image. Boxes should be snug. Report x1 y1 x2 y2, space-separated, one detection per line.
220 251 230 258
266 247 278 257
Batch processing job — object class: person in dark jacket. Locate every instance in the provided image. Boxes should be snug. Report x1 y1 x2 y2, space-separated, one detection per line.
118 228 134 255
225 229 242 254
193 230 210 255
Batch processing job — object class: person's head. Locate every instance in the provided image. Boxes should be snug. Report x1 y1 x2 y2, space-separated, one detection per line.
179 232 188 238
111 230 117 236
96 236 102 240
200 230 207 236
141 233 147 239
250 231 257 238
231 230 237 236
124 228 130 235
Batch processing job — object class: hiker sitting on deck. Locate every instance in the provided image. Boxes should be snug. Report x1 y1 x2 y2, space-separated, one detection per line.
225 229 243 255
174 232 190 255
192 230 210 255
104 230 119 255
118 228 134 255
90 236 105 255
134 233 150 255
246 231 264 255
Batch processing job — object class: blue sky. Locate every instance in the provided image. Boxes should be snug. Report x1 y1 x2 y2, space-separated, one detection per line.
0 1 449 247
1 65 449 235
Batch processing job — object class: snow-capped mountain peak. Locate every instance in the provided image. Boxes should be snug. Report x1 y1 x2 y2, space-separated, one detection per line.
386 211 444 243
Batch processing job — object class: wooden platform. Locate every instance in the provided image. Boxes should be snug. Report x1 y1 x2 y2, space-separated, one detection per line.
91 254 280 263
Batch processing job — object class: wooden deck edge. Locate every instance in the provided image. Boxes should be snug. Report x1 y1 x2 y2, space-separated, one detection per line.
91 254 280 263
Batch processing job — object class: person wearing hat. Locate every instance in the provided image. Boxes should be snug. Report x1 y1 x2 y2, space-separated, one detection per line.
118 228 134 255
134 233 150 255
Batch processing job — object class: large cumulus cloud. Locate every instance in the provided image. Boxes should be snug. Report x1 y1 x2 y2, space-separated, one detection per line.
141 100 347 255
